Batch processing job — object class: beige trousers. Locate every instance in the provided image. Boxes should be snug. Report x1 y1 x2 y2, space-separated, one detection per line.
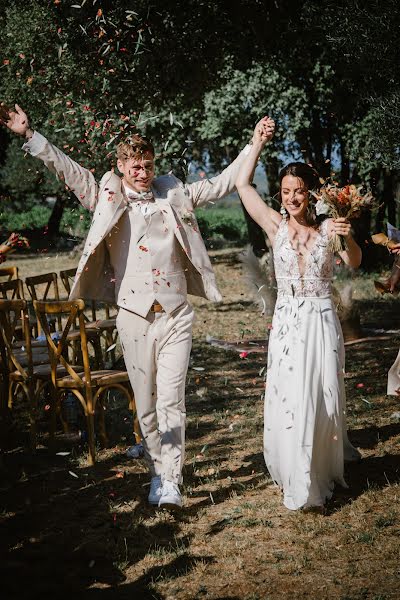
117 301 194 483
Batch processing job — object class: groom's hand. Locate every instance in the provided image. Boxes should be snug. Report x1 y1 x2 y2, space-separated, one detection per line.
0 103 33 138
252 116 275 147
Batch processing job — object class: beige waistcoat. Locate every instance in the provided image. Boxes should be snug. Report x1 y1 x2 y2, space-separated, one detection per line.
107 202 188 316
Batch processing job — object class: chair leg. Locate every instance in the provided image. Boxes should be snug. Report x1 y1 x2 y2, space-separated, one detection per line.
86 411 96 466
105 330 116 365
97 394 108 448
28 382 37 453
48 385 58 452
93 336 104 370
85 384 95 465
71 340 83 367
8 380 14 410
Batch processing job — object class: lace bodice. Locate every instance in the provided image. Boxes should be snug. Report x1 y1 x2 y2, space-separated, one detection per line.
273 219 334 298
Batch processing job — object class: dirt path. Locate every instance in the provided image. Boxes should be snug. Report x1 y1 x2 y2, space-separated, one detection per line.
1 249 400 599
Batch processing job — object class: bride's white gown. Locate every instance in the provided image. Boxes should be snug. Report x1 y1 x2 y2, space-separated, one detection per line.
264 219 360 510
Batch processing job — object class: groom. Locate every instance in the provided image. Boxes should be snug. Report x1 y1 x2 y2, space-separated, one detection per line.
1 103 263 509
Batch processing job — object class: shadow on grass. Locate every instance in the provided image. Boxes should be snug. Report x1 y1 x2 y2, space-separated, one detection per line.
0 447 213 600
327 450 400 513
349 422 400 449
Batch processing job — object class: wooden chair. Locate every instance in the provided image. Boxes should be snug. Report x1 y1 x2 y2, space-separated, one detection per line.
33 299 139 465
0 278 25 300
27 272 103 367
60 268 118 364
0 299 55 451
0 325 9 415
25 272 62 333
0 278 40 339
0 266 19 282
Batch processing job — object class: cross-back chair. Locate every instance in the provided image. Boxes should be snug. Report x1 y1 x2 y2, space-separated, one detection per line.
27 272 103 367
60 268 118 364
0 299 54 450
0 278 40 339
33 299 138 465
0 323 9 415
0 278 25 300
25 272 62 333
0 266 19 282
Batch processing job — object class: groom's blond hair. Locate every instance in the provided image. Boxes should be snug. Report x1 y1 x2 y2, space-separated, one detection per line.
116 134 154 162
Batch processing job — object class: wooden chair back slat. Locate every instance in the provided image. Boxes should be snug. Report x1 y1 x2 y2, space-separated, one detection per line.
59 268 99 322
0 278 25 300
0 299 33 378
33 299 91 389
25 273 61 333
59 268 77 297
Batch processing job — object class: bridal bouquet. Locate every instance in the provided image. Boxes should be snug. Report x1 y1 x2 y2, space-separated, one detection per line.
0 232 30 261
312 183 376 252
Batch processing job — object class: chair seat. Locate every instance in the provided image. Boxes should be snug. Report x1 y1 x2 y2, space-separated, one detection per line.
56 369 129 388
86 318 117 332
13 349 50 367
9 363 84 382
13 339 48 349
66 328 100 341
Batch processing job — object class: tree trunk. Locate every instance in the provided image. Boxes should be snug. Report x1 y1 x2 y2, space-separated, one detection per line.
240 199 267 257
384 169 396 225
0 129 8 191
265 155 279 209
374 168 386 232
340 139 350 185
309 111 325 173
323 126 332 180
47 195 67 237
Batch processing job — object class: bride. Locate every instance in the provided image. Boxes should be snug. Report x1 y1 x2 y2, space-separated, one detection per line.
236 117 362 511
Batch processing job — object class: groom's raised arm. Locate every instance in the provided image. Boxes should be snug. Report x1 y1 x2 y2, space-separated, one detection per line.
0 104 98 212
184 119 265 208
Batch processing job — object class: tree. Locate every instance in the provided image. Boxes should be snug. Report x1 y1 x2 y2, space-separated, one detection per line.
1 0 399 247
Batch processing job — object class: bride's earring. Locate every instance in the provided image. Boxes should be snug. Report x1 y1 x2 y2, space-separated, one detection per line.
280 204 288 221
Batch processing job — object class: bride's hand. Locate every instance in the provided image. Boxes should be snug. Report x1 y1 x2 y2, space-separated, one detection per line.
252 116 275 147
332 217 352 238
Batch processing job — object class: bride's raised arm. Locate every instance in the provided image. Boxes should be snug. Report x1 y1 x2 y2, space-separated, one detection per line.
236 116 281 244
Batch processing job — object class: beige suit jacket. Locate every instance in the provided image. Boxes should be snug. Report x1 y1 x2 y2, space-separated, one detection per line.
23 132 250 303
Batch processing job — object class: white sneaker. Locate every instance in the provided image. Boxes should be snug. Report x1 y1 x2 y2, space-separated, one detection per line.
158 480 182 510
148 476 163 505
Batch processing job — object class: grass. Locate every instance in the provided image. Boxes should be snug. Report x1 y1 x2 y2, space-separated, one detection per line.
1 247 400 599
